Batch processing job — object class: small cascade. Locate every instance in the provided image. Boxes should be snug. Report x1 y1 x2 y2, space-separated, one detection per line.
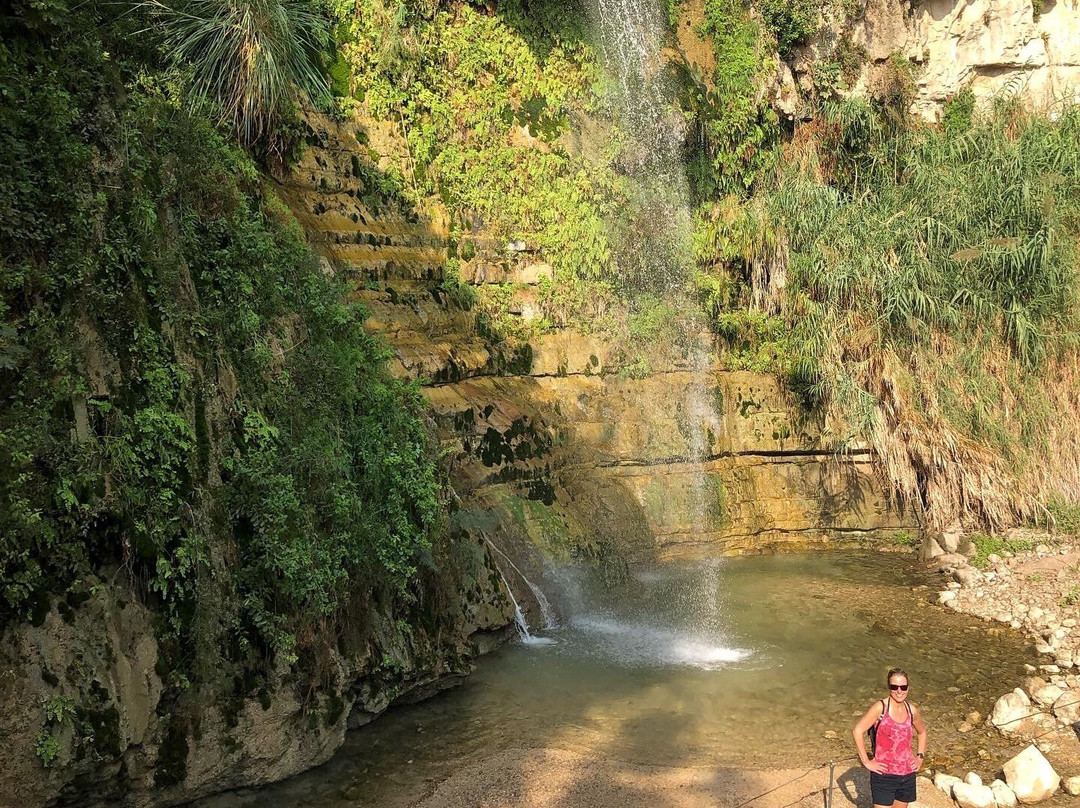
484 538 558 630
485 539 557 645
492 558 532 640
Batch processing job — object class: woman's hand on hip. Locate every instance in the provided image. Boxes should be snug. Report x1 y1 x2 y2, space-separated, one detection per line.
865 759 887 774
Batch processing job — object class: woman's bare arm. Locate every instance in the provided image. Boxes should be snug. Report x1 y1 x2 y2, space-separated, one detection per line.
912 703 928 764
852 701 887 773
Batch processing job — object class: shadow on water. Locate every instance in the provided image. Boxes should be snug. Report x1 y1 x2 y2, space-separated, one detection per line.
194 552 1044 808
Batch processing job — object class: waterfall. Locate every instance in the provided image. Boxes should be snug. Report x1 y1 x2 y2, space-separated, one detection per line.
485 538 557 629
587 0 716 534
589 0 693 292
485 538 559 642
494 559 533 639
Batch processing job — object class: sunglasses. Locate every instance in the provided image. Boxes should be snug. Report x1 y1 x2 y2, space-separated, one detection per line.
889 684 909 691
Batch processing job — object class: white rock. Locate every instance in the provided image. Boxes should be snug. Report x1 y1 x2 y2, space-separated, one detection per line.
935 772 962 796
965 772 984 786
987 553 1003 565
1003 745 1060 803
947 582 963 590
992 690 1058 739
1065 776 1080 796
1030 608 1045 621
1036 544 1050 554
1012 621 1023 629
993 688 1032 720
1052 690 1080 724
1039 665 1060 674
991 779 1018 808
939 590 958 604
1028 681 1064 708
953 782 995 808
1064 619 1077 628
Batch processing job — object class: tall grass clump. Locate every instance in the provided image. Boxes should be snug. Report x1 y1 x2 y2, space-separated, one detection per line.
149 0 330 144
700 95 1080 530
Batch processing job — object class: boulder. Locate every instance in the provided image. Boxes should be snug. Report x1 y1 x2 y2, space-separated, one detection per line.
1026 680 1063 708
964 772 983 787
923 536 946 559
991 689 1057 739
938 590 958 604
937 553 969 568
1003 745 1060 803
954 567 984 587
1051 690 1080 725
934 772 962 796
953 782 995 808
991 779 1018 808
1065 776 1080 796
940 523 964 553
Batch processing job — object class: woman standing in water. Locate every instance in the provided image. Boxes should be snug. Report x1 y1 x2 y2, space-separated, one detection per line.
852 667 928 808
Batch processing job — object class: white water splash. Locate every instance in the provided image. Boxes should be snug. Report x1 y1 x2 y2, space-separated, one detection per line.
570 615 752 670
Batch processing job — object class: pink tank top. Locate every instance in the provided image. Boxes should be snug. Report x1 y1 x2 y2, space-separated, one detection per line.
873 700 917 775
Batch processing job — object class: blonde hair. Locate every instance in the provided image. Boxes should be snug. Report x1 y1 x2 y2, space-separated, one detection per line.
887 667 908 684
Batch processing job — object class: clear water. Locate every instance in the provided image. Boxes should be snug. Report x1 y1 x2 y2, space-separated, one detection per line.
201 552 1039 808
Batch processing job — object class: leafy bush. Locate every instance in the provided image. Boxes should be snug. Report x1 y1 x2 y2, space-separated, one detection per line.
1047 497 1080 535
0 0 441 662
757 0 819 59
683 0 779 198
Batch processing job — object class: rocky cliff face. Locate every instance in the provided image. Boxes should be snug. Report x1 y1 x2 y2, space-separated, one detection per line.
0 540 513 808
279 114 918 627
846 0 1079 118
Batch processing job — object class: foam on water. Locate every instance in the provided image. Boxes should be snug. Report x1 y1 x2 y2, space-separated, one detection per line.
570 615 752 670
521 635 558 647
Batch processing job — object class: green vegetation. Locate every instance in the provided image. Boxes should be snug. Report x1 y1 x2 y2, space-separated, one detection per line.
757 0 819 59
151 0 331 145
1061 585 1080 607
697 91 1080 529
970 533 1037 568
34 695 76 767
1047 496 1080 535
890 530 918 548
683 0 778 198
328 0 618 291
1 0 441 669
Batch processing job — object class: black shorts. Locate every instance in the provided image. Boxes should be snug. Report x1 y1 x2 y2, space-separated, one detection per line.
870 771 917 805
